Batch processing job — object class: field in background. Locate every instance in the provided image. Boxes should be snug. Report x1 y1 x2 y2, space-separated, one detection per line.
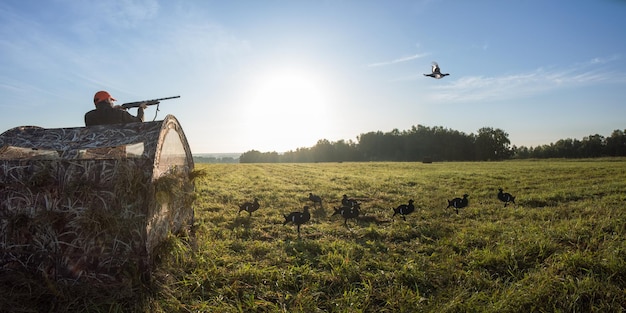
9 159 621 312
146 159 626 312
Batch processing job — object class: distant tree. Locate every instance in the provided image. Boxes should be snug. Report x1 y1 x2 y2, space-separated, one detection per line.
239 150 280 163
264 151 280 163
281 148 300 162
438 128 474 161
605 129 626 156
357 131 385 161
311 139 334 162
334 139 361 162
194 156 238 163
241 124 625 163
512 145 529 159
220 157 237 163
239 150 261 163
579 134 604 158
474 127 512 160
403 125 435 161
553 138 582 158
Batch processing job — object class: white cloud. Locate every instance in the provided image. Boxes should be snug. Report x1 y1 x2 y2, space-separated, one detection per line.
0 0 251 114
59 0 160 29
587 55 620 65
367 52 430 67
428 57 626 102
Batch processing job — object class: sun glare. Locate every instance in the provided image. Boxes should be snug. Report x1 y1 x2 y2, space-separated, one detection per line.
243 67 332 151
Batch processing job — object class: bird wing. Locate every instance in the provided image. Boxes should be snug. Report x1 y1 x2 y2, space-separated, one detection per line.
432 62 441 74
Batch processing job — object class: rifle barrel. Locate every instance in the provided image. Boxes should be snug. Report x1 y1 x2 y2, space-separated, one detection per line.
120 96 180 109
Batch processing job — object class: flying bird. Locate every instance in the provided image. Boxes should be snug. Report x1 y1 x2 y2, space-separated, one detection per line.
424 62 450 79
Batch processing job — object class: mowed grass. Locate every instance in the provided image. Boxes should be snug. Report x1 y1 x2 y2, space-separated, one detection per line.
151 159 626 312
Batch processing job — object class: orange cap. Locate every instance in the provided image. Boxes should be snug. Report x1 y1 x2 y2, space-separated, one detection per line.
93 90 116 104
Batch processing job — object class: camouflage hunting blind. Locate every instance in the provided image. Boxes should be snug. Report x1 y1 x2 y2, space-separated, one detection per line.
0 115 194 282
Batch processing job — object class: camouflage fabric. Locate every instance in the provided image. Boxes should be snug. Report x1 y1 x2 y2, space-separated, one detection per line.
0 115 194 282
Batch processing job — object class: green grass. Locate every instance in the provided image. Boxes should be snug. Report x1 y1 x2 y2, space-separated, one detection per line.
6 159 625 312
145 159 626 312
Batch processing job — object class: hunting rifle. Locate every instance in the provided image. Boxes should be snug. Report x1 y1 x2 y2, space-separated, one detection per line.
120 95 180 109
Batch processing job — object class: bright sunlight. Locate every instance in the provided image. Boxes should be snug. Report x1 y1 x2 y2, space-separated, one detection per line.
243 66 332 152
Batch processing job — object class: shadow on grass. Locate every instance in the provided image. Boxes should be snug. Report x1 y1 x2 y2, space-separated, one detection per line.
230 214 254 230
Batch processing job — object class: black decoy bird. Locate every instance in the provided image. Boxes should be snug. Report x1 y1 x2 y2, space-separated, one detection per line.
283 206 311 235
341 194 359 208
308 193 323 208
332 205 360 226
498 188 516 207
239 198 260 216
392 199 415 221
447 194 469 214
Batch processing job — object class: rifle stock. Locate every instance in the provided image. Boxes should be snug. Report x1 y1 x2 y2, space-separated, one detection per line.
120 95 180 109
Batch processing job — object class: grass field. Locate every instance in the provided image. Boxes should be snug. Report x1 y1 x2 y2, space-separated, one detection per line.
144 159 626 312
6 159 624 312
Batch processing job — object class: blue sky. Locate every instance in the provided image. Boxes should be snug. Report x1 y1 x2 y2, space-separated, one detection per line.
1 0 625 153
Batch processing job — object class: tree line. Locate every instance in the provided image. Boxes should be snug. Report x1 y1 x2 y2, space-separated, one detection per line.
239 125 626 163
